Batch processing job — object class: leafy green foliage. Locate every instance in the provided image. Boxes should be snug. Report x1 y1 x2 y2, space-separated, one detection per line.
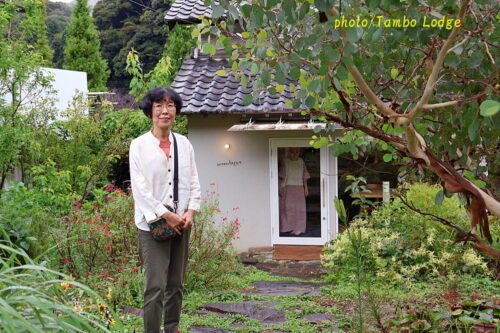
49 183 144 308
386 299 499 332
0 158 86 257
126 48 172 100
323 184 492 287
0 0 58 191
93 0 172 88
343 175 378 213
163 24 197 86
184 191 243 292
35 1 54 66
203 0 500 195
0 235 119 332
46 1 72 68
63 0 109 91
480 100 500 118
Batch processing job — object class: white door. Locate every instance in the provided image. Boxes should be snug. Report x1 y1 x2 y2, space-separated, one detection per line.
269 138 337 245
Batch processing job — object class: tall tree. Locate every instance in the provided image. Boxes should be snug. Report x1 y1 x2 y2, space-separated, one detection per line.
35 1 54 66
63 0 109 91
46 1 72 68
203 0 499 258
93 0 170 88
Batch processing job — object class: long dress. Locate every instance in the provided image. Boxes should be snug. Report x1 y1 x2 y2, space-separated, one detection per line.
279 157 310 234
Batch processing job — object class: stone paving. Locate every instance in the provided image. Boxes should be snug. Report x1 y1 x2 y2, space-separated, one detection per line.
187 278 334 332
122 256 334 332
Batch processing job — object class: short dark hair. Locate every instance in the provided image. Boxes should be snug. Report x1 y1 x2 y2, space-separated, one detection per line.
139 87 183 118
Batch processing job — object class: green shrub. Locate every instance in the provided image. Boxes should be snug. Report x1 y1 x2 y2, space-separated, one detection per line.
185 191 245 292
0 236 121 332
51 185 246 305
323 183 492 287
0 161 78 257
49 183 142 308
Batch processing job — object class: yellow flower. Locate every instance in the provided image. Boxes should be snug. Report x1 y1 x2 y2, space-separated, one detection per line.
60 282 71 290
106 287 112 300
98 304 107 314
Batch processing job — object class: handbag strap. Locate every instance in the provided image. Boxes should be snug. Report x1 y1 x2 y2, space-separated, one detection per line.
172 133 179 213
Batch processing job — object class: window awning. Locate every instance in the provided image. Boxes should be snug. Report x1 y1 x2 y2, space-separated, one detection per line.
227 121 328 132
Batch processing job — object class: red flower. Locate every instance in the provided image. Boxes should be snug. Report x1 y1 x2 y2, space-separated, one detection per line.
131 267 138 272
105 244 111 250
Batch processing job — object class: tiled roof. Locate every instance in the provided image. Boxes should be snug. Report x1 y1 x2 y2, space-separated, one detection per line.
172 53 300 114
165 0 213 23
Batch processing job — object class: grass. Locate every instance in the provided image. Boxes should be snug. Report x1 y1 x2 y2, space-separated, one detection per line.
3 244 497 332
177 265 349 333
176 264 499 333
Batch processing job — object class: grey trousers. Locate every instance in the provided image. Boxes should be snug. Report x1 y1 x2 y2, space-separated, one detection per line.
138 228 190 333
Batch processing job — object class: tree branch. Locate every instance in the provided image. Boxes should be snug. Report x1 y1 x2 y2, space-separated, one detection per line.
447 32 471 54
311 109 406 151
326 8 399 120
402 0 471 124
398 192 500 259
422 92 486 109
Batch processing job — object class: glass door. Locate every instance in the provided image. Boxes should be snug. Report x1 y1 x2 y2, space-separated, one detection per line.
269 138 331 245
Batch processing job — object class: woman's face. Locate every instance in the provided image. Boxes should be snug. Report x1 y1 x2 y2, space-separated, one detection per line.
152 98 176 131
288 148 300 160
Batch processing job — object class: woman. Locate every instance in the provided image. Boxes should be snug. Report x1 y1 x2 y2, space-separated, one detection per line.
129 87 201 333
279 147 310 236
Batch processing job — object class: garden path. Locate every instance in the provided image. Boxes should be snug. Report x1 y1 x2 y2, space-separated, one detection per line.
123 260 336 332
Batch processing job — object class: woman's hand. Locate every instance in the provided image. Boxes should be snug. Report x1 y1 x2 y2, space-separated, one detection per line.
162 211 185 235
182 209 195 230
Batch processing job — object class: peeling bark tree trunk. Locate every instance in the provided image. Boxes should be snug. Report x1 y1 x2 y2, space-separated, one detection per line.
318 110 499 260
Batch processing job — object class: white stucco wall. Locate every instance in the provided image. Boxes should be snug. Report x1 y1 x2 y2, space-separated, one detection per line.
1 67 87 119
41 67 88 117
188 114 338 252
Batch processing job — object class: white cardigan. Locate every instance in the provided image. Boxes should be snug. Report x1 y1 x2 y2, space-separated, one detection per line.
129 131 201 231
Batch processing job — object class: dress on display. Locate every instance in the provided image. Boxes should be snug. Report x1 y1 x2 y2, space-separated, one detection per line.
279 157 310 234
